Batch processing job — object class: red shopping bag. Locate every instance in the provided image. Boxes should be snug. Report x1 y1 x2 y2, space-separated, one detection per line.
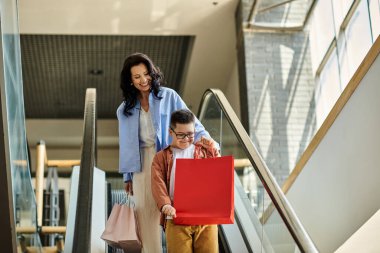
173 156 234 225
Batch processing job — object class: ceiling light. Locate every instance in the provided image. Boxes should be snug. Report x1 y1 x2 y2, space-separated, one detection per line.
89 69 104 75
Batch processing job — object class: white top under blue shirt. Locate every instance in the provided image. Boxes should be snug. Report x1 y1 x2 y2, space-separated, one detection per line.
117 87 213 182
139 108 155 147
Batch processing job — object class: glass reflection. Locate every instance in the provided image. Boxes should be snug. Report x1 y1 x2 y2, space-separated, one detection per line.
1 0 42 250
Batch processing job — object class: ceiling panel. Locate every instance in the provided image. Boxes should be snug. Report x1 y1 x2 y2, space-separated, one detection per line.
21 34 194 118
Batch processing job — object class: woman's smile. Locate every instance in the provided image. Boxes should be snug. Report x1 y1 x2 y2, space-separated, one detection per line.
131 63 152 93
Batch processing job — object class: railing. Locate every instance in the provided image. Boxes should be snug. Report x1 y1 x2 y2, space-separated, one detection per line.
66 88 97 253
15 139 80 252
15 89 93 252
198 89 318 252
35 140 80 229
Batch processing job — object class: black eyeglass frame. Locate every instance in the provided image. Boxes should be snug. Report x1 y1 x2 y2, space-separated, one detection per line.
170 127 195 140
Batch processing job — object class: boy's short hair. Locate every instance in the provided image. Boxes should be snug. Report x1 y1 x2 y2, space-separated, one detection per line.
170 109 195 129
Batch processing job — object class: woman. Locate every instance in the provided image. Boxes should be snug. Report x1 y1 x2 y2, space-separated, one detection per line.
117 53 215 253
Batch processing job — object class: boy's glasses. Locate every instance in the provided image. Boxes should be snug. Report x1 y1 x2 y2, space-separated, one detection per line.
170 127 195 139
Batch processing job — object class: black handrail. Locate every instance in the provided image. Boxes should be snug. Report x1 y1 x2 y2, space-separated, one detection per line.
72 88 97 253
198 89 318 253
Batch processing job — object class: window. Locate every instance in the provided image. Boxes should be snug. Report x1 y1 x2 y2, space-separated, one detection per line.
369 0 380 41
311 0 374 125
315 50 341 127
344 0 372 79
309 0 335 74
332 0 355 35
336 34 350 89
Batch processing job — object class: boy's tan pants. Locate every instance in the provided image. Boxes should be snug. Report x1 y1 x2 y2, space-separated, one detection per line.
165 220 218 253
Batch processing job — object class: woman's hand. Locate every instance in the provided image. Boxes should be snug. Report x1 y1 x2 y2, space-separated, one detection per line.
161 204 176 217
196 136 216 150
124 181 133 195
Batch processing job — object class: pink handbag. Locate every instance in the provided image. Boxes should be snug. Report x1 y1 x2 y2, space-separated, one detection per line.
101 200 142 252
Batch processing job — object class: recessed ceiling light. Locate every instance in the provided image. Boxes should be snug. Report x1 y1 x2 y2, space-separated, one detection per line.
89 69 104 75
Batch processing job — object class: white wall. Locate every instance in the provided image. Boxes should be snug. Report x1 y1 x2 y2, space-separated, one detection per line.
336 209 380 253
284 48 380 252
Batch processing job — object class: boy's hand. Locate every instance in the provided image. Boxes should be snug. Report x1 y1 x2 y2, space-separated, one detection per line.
162 204 177 218
196 136 216 150
124 181 133 195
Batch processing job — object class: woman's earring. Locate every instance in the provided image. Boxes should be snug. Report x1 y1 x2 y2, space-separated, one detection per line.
130 83 133 86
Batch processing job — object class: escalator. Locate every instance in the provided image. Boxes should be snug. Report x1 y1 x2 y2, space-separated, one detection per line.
10 36 380 253
11 88 108 252
64 88 108 253
66 87 318 252
11 87 318 252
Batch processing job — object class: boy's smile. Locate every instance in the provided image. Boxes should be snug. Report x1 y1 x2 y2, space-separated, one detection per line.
170 123 195 149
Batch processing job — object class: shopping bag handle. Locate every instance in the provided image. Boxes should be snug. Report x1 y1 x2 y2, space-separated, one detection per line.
120 193 135 208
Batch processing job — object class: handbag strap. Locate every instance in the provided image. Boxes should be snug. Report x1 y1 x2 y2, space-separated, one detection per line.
111 190 136 207
120 193 135 208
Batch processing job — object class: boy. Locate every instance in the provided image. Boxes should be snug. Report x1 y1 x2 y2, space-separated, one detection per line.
151 109 219 253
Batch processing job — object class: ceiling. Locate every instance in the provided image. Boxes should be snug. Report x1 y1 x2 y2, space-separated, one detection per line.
19 0 240 118
21 34 194 118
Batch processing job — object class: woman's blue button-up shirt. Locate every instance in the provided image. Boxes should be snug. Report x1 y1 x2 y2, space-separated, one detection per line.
117 87 212 182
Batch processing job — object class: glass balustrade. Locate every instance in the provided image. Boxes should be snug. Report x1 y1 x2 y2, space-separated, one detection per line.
1 0 43 250
199 91 301 253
